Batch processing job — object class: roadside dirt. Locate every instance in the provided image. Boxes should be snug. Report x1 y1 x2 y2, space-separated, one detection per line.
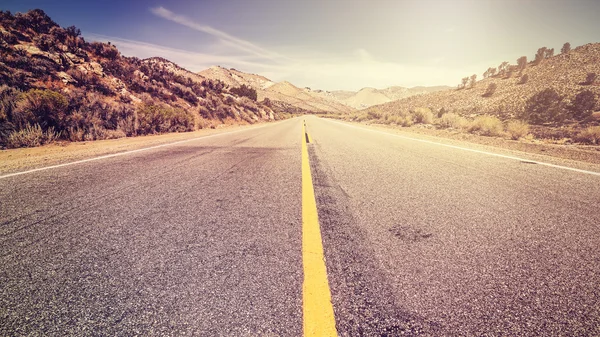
338 120 600 167
0 124 257 175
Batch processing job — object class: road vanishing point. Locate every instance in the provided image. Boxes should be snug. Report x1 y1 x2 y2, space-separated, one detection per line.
1 116 600 336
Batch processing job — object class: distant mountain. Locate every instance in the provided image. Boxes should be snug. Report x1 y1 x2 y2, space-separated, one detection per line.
0 9 286 148
324 86 452 109
366 43 600 120
199 66 355 114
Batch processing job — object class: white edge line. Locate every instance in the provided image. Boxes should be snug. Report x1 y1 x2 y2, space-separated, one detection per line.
324 118 600 177
0 121 281 180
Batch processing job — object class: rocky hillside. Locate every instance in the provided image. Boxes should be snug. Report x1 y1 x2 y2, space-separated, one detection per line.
326 85 451 109
0 9 287 148
367 43 600 120
199 66 355 114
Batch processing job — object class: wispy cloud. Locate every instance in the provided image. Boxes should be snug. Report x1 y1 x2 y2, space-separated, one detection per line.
85 33 285 72
150 6 287 62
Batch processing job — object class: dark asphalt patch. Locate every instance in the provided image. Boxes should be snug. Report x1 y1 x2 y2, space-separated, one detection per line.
308 145 444 336
388 225 433 243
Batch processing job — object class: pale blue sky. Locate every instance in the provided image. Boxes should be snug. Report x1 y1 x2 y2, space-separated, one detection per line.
2 0 600 90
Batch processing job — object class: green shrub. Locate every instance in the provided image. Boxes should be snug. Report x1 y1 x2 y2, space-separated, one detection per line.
468 115 504 136
505 120 530 140
13 89 68 130
412 107 433 124
438 113 468 129
574 126 600 144
6 123 58 148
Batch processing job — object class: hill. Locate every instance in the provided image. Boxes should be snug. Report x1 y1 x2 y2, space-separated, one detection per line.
329 85 451 109
199 67 355 114
0 9 287 148
367 44 600 120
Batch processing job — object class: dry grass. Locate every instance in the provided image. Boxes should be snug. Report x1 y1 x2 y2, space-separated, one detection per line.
438 113 468 129
468 115 505 137
505 120 530 140
412 107 434 124
7 124 59 148
574 126 600 144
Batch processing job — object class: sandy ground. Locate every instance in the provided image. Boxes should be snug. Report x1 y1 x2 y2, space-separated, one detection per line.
0 124 261 175
333 119 600 165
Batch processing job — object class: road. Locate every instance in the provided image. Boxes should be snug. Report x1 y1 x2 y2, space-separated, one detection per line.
1 116 599 336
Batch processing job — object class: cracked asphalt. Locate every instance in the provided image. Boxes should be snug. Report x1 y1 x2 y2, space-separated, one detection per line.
1 116 600 336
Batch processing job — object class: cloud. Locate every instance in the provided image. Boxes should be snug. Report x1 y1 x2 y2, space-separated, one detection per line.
150 6 287 62
84 33 285 73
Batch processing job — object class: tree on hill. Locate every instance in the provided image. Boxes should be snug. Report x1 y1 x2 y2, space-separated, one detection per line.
469 74 477 88
544 48 554 58
561 42 571 54
522 88 565 124
460 77 469 89
517 56 527 73
533 47 547 65
568 90 597 120
498 62 509 76
483 67 497 79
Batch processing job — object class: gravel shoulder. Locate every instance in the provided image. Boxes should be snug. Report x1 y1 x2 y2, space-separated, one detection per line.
325 118 600 171
0 123 267 175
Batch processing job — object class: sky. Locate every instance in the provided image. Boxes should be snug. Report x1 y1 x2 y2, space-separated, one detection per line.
2 0 600 91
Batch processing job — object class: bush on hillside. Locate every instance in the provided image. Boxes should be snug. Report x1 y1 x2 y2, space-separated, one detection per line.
468 115 504 136
561 42 571 54
438 113 468 129
585 72 597 85
522 88 565 124
230 84 257 101
12 89 68 130
505 120 530 140
574 126 600 144
519 74 529 84
483 83 497 97
568 90 597 120
412 107 433 124
6 123 58 148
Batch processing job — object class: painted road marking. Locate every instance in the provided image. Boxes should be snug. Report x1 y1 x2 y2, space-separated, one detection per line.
326 119 600 177
0 120 290 180
302 122 338 336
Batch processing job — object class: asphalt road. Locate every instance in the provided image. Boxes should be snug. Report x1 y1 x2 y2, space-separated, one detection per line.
1 116 600 336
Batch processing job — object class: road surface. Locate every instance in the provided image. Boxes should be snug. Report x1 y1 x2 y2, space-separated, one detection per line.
1 116 599 336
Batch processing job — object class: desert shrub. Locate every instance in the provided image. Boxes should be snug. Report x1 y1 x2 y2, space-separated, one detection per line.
13 89 69 130
561 42 571 54
568 90 597 120
6 123 58 148
519 74 529 84
585 72 597 85
412 107 433 124
238 96 258 112
505 120 530 140
468 115 504 136
517 56 527 72
437 107 448 118
574 126 600 144
438 113 468 129
367 109 383 120
396 115 413 127
230 84 257 101
136 104 194 135
522 88 565 124
483 83 497 97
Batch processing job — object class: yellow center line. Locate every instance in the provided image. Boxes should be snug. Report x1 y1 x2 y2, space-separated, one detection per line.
302 122 338 336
